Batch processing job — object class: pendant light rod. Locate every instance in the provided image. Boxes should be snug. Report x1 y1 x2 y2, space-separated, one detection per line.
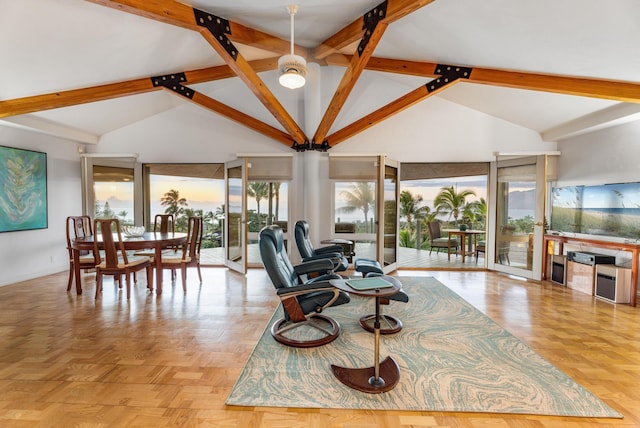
288 4 298 55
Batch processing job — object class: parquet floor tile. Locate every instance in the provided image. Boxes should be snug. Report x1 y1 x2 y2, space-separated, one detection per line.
0 268 638 427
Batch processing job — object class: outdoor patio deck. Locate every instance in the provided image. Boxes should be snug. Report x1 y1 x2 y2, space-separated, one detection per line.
198 241 529 270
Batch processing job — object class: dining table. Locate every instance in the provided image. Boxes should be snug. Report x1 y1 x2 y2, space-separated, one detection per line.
70 231 188 295
442 228 485 262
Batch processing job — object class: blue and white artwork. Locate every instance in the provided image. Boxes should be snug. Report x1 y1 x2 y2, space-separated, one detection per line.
0 145 48 232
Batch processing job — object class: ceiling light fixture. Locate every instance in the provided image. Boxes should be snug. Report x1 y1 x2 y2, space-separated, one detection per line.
278 4 307 89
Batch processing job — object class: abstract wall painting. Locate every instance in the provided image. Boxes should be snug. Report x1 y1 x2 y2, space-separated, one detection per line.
0 145 48 233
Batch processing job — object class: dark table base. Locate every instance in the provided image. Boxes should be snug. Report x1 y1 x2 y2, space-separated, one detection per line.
330 356 400 393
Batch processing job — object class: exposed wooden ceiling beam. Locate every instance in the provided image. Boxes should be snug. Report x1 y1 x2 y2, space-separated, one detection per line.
469 68 640 103
313 4 389 145
0 59 279 119
185 91 292 146
0 78 153 119
194 17 307 145
326 57 640 145
334 55 640 103
86 0 308 145
326 79 458 146
86 0 306 57
326 85 431 146
327 54 440 77
313 0 435 60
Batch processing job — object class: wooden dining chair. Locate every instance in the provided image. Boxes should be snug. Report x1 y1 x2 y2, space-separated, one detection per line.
93 218 153 299
153 214 174 234
65 215 95 292
158 216 203 292
134 214 175 255
133 213 178 279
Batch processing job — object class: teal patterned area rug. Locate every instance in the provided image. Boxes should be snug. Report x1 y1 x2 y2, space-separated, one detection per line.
226 277 621 417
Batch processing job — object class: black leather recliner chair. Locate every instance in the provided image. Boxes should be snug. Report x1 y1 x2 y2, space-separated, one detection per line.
294 220 349 273
259 225 351 348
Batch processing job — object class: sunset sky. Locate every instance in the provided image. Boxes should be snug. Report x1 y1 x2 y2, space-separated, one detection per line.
94 175 491 224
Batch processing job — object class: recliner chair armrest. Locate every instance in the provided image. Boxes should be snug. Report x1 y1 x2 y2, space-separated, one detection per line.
293 258 334 276
302 252 342 267
275 281 337 297
314 245 344 255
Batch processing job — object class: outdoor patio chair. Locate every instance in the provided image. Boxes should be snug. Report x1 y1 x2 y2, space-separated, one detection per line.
427 221 459 256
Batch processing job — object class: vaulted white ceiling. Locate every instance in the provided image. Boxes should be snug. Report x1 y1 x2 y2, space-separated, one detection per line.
1 0 639 147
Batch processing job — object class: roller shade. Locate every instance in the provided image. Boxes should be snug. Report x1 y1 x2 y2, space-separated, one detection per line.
145 163 224 179
246 156 293 180
497 163 536 182
329 156 378 180
401 163 489 181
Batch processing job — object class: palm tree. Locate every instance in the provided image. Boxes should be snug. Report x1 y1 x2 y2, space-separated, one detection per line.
160 189 188 218
464 197 487 229
117 210 129 224
273 182 281 222
337 182 375 232
434 185 476 225
247 182 269 229
399 190 429 234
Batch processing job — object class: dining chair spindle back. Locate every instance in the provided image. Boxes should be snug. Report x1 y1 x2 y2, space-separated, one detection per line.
159 216 203 292
93 218 153 299
66 215 95 292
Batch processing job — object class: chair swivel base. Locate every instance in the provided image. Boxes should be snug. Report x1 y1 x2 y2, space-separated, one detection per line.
271 314 341 348
359 313 403 335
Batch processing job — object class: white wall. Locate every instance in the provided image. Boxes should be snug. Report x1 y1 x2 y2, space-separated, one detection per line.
557 119 640 186
95 103 292 162
0 125 82 286
554 119 640 269
332 96 556 162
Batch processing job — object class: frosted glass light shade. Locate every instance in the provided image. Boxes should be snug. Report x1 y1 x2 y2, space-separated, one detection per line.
278 54 307 89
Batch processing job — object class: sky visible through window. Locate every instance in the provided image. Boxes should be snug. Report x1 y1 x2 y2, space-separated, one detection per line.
95 175 494 224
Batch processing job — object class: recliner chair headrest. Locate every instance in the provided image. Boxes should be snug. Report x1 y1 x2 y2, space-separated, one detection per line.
259 225 284 253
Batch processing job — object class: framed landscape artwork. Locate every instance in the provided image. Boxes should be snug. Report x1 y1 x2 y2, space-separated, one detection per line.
0 145 48 233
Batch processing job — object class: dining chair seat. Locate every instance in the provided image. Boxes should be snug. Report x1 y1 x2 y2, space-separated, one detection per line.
77 254 96 263
96 255 150 270
93 218 154 299
159 254 196 264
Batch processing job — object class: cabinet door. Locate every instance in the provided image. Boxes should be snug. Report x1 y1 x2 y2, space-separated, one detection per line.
566 261 595 295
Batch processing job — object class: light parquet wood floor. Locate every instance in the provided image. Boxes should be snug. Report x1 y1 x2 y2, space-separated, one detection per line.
0 268 638 427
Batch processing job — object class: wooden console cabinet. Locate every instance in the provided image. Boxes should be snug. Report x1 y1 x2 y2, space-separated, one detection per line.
543 234 640 307
566 261 596 296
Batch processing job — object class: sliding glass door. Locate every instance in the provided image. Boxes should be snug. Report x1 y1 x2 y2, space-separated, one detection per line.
379 158 399 273
245 156 292 267
330 155 399 270
143 163 225 266
225 159 247 274
493 155 547 280
80 155 141 226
